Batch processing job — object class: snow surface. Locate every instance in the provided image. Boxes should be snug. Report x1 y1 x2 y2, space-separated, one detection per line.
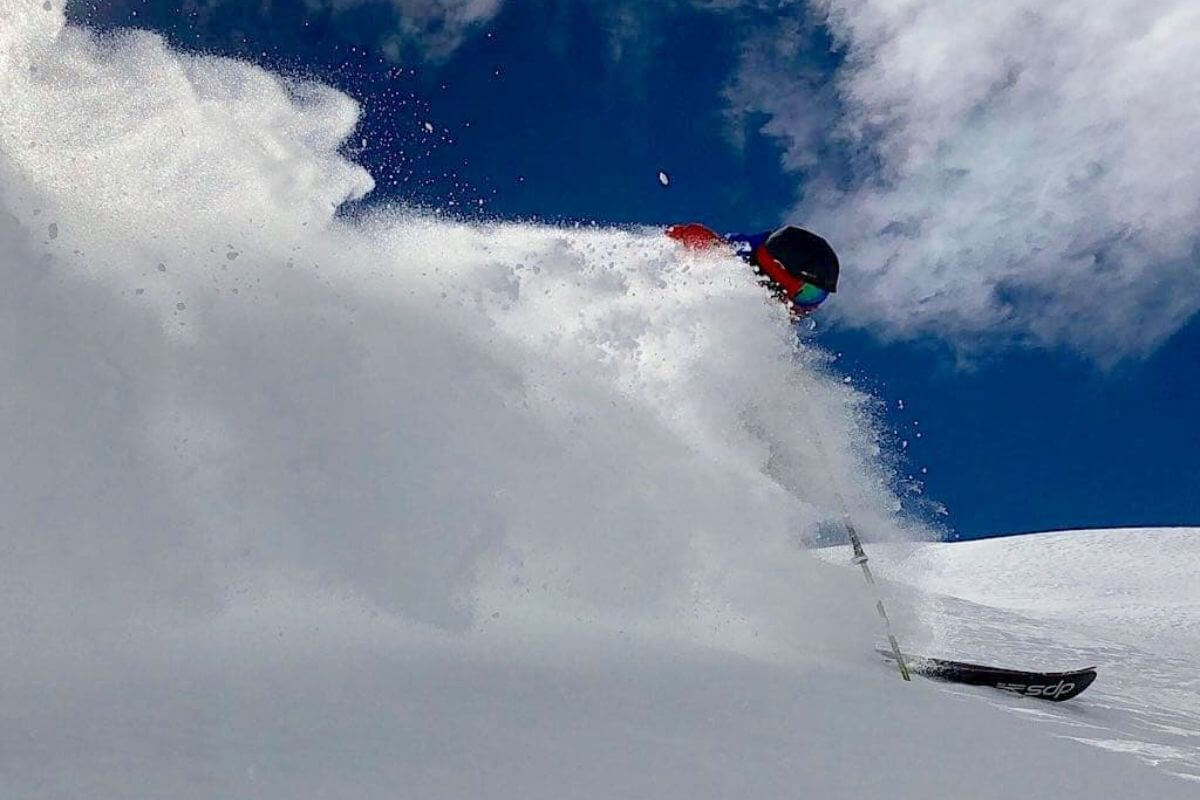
0 3 1196 797
822 527 1200 785
877 527 1200 658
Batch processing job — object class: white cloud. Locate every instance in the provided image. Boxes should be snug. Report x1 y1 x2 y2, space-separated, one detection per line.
722 10 837 170
730 0 1200 360
313 0 504 60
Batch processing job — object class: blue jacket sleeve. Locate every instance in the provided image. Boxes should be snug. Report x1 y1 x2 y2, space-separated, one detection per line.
724 231 772 264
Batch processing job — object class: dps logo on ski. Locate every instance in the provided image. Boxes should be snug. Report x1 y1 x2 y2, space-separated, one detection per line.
996 680 1077 699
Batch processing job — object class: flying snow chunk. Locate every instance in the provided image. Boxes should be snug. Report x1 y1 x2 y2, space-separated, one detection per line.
658 171 670 186
423 122 434 133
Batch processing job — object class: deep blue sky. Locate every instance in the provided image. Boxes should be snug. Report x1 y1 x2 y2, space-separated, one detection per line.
70 0 1200 539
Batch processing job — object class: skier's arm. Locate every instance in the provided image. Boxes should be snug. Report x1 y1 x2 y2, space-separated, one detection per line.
665 223 728 251
667 224 773 264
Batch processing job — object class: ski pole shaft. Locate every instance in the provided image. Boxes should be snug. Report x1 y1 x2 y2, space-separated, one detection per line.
792 373 911 682
844 520 911 681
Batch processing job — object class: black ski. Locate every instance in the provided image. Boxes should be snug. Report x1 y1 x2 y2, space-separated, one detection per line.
877 649 1097 701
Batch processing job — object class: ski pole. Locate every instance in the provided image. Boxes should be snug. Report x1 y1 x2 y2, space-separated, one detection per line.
842 517 910 681
793 376 911 681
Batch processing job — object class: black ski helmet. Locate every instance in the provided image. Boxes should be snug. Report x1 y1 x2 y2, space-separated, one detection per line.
762 226 840 293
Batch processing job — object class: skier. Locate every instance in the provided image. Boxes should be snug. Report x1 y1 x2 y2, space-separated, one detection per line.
666 223 839 317
670 224 1102 699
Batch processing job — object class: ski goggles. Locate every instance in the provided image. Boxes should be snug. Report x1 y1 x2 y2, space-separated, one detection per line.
753 243 831 313
791 282 830 310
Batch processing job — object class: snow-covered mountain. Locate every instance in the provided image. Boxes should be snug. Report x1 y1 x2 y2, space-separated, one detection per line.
1 3 1195 797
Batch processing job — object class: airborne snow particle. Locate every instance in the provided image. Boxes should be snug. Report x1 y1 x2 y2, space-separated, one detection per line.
658 171 670 186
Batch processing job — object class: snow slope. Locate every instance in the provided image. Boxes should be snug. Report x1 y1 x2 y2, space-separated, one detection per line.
824 528 1200 784
884 527 1200 657
1 3 1196 798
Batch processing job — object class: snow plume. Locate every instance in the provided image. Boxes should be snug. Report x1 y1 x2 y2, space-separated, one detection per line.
731 0 1200 361
0 1 920 672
